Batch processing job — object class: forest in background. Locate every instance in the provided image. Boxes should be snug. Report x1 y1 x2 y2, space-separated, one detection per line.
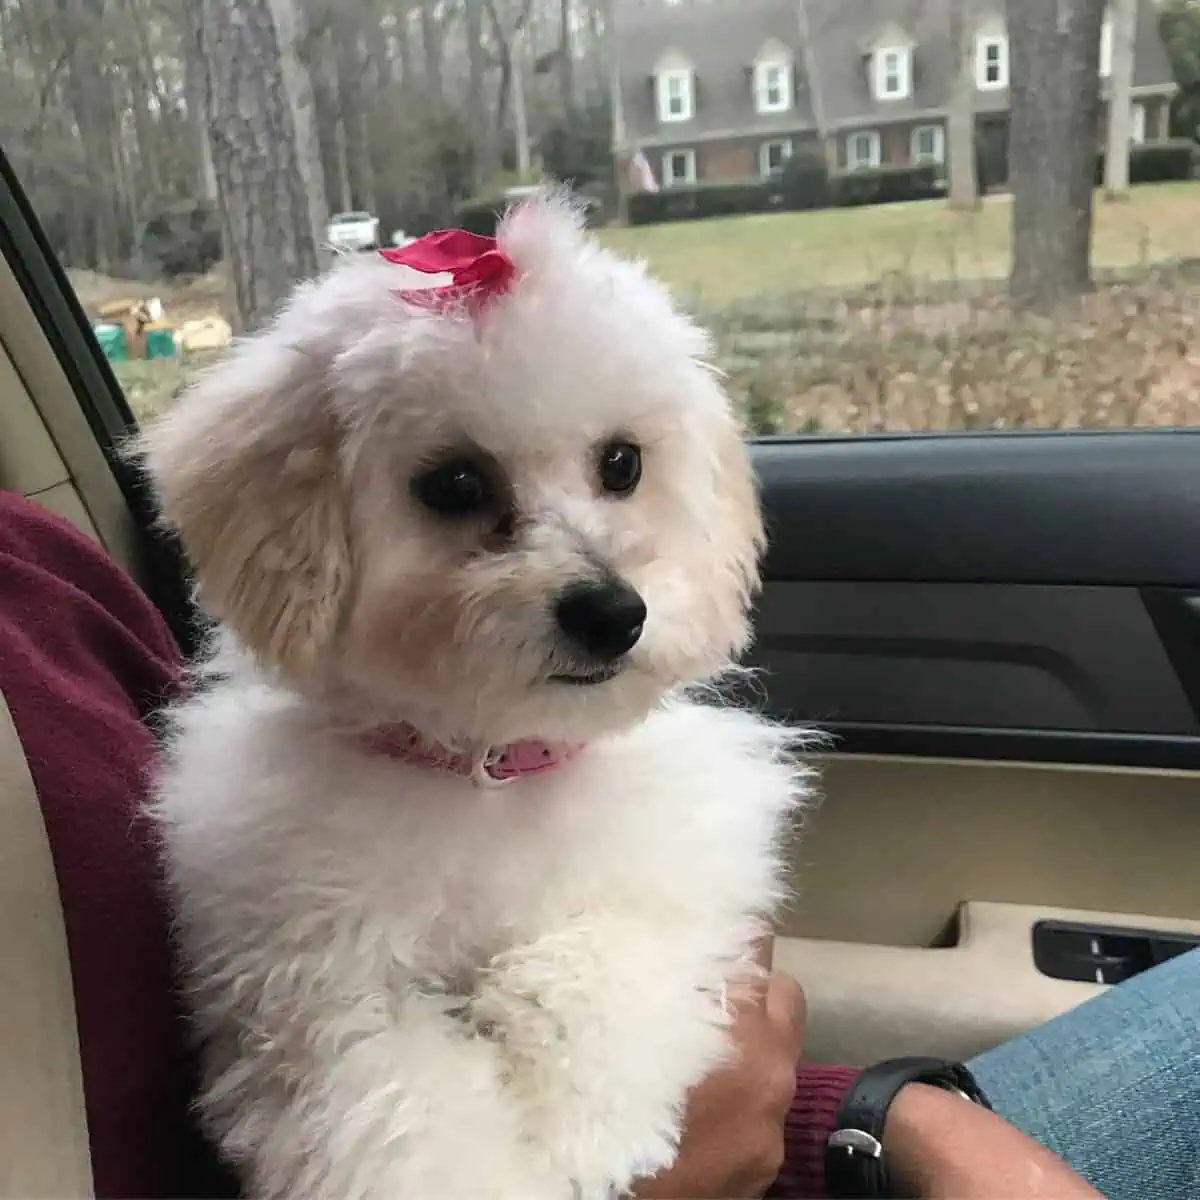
1 0 1198 330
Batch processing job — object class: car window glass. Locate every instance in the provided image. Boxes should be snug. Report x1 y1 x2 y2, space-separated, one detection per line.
1 0 1196 435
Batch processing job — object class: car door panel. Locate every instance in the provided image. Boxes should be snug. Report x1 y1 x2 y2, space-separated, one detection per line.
778 901 1200 1066
754 434 1200 1060
756 432 1200 587
778 756 1200 947
754 582 1196 737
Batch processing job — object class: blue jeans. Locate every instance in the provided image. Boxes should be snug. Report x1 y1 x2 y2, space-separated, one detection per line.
969 948 1200 1200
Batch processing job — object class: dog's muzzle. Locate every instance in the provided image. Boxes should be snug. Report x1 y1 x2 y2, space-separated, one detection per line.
553 577 646 666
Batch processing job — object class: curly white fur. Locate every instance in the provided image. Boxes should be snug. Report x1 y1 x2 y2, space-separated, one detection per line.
141 191 813 1200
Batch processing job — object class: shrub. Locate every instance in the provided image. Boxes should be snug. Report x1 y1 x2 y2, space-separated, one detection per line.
829 164 944 208
780 148 831 211
705 267 1200 436
626 181 772 226
1095 139 1198 185
453 195 509 236
138 197 222 278
455 186 608 234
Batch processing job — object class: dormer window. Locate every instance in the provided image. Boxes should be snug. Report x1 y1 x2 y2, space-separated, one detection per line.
752 41 794 114
874 46 911 100
656 66 694 123
755 61 792 113
975 34 1009 89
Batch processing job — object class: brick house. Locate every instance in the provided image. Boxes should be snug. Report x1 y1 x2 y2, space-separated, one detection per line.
611 0 1179 194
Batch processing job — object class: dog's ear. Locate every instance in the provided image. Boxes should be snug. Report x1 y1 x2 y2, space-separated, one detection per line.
137 335 353 678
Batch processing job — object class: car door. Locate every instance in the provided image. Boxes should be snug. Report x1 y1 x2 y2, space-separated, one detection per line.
754 431 1200 1064
1 143 1198 1085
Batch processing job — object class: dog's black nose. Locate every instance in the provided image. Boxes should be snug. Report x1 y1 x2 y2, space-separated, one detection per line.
554 579 647 663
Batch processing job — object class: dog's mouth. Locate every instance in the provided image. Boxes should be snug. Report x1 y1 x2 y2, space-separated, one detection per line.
549 663 625 687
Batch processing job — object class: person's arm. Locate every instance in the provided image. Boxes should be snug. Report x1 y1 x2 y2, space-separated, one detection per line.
0 491 236 1199
774 1067 1105 1200
770 1063 861 1198
626 959 1102 1200
883 1083 1105 1199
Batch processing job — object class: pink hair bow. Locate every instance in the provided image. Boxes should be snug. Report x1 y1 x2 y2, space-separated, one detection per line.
380 229 517 313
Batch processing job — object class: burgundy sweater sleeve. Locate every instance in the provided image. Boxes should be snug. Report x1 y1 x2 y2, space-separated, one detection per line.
0 491 236 1198
769 1064 862 1198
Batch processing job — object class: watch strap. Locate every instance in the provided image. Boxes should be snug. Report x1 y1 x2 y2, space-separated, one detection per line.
825 1057 991 1199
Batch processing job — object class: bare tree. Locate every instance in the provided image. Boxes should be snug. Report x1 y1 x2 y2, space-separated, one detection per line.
947 0 979 210
269 0 330 266
182 0 219 203
558 0 575 124
1103 0 1138 199
333 8 379 214
200 0 321 331
1 0 617 275
465 0 497 189
485 0 537 177
1009 0 1106 309
57 0 122 269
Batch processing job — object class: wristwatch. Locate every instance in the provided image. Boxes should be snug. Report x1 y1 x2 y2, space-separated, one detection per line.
825 1056 992 1199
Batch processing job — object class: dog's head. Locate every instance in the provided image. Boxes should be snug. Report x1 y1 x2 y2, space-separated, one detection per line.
140 192 763 746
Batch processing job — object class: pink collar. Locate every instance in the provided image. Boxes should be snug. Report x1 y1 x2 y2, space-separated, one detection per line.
360 723 583 787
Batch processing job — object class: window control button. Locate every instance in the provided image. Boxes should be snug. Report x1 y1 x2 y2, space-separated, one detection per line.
1032 921 1168 985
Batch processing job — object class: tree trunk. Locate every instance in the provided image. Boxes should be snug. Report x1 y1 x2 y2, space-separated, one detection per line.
465 0 499 190
511 24 532 177
334 12 378 215
124 54 163 203
200 0 320 332
393 0 416 88
947 0 979 209
183 0 219 202
269 0 331 266
59 0 121 268
1104 0 1138 199
110 110 140 256
559 0 575 125
119 0 165 209
1009 0 1106 310
418 0 445 103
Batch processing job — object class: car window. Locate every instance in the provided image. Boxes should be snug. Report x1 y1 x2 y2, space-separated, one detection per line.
1 0 1197 434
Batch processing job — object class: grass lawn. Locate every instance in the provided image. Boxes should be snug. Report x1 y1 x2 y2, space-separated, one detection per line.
596 182 1200 306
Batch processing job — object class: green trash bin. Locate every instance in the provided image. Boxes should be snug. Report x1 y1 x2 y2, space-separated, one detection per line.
94 322 128 363
145 326 178 360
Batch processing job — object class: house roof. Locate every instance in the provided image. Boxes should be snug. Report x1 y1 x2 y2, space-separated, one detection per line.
1132 0 1175 88
613 0 1177 150
612 0 819 149
805 0 957 129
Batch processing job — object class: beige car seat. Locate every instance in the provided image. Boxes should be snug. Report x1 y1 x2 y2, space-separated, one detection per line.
0 686 93 1197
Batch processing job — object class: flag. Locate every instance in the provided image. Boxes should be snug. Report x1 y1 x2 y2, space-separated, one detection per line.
630 149 659 193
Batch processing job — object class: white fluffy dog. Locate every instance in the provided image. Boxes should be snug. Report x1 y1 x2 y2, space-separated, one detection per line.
141 192 810 1200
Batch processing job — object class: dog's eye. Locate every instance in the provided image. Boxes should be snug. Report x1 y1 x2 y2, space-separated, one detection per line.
412 458 494 516
597 441 642 497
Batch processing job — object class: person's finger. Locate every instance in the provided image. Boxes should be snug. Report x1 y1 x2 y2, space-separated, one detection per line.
727 936 777 1007
764 971 807 1062
752 933 775 972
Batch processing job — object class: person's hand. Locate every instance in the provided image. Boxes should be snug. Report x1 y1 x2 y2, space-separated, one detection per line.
884 1082 1106 1199
633 947 805 1199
